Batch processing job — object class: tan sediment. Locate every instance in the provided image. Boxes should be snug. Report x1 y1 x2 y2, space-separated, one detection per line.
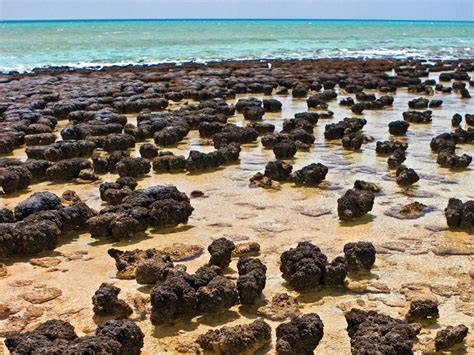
0 71 473 353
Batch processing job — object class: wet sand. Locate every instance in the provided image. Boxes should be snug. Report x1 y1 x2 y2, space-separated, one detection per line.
0 63 473 353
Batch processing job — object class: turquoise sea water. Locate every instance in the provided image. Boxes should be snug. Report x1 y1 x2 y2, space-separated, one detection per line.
0 19 473 73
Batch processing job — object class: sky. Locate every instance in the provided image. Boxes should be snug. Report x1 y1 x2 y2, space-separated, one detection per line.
1 0 473 21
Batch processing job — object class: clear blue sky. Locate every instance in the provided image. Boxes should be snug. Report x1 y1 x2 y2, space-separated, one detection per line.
1 0 473 21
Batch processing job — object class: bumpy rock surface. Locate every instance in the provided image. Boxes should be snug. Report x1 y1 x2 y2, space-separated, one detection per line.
196 319 271 354
337 188 375 220
92 283 133 319
1 193 95 257
88 185 193 240
237 257 267 304
435 324 469 351
276 313 324 355
345 309 418 355
444 198 474 230
405 299 439 322
208 237 236 268
343 241 376 273
4 319 144 355
264 160 293 181
108 247 172 280
280 241 348 291
396 166 420 186
150 267 237 325
291 163 328 186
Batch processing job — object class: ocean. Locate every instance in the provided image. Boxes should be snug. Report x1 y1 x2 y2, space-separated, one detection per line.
0 19 473 73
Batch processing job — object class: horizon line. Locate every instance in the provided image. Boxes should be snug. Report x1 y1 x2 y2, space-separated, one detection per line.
1 18 474 23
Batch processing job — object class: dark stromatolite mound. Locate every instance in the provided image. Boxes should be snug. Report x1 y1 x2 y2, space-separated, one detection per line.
0 208 15 223
139 143 159 159
337 188 375 220
276 313 324 355
115 157 151 177
405 299 439 322
100 177 138 205
291 163 328 186
435 325 469 351
403 110 432 124
135 254 176 285
345 309 418 355
14 192 62 220
4 320 77 354
437 148 472 169
273 139 297 159
95 320 145 355
343 242 376 273
212 124 258 149
396 166 420 186
196 275 239 313
5 319 144 355
25 139 96 161
93 150 130 174
0 165 32 194
92 283 133 319
196 319 271 354
322 256 348 286
280 241 340 290
150 269 236 325
88 185 193 240
324 117 367 140
150 274 198 325
444 198 474 230
263 98 282 112
46 157 92 181
387 148 407 168
376 140 408 155
237 257 267 304
152 152 186 172
108 247 173 280
389 120 409 135
342 132 364 150
354 180 380 193
242 106 265 120
264 160 293 181
235 97 262 111
208 237 236 269
185 143 241 172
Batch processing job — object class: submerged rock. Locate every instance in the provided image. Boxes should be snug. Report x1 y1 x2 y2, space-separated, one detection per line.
337 188 375 220
444 198 474 230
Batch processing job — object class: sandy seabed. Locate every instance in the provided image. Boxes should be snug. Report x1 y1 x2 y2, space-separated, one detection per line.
0 59 473 354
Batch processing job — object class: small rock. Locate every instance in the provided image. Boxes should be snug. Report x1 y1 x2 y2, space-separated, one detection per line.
30 257 61 268
346 281 367 293
190 190 205 198
161 243 204 262
258 293 301 321
61 190 81 203
22 287 62 304
232 242 261 257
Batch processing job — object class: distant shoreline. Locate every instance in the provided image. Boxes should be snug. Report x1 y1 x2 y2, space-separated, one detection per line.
2 18 474 23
